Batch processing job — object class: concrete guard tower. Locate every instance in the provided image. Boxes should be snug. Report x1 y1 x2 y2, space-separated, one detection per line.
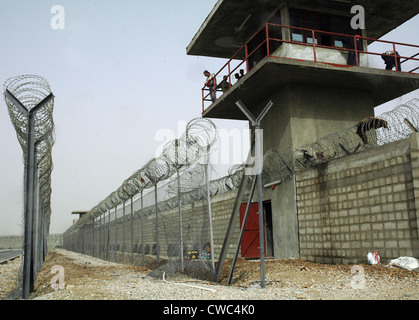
187 0 419 259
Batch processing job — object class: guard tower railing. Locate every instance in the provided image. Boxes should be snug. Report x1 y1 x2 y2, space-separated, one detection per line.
202 22 419 113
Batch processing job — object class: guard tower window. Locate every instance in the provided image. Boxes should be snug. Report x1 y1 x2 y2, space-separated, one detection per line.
289 9 362 50
305 15 318 44
332 18 345 47
268 11 282 54
247 28 268 69
290 14 304 42
247 12 282 69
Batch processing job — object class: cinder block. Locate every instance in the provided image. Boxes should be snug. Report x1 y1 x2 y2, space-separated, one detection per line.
384 222 396 230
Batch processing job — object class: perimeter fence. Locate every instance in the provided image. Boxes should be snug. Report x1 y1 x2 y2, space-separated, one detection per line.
63 117 225 280
62 99 419 284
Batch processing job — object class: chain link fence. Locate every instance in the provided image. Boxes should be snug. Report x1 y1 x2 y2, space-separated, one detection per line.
63 117 225 280
62 99 418 284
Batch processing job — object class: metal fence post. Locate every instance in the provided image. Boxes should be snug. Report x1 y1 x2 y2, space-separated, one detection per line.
4 86 54 299
175 139 184 272
130 196 134 265
236 100 273 289
140 190 145 266
122 201 125 263
114 205 117 262
92 218 95 257
106 209 111 260
154 183 160 265
23 111 36 297
205 146 215 270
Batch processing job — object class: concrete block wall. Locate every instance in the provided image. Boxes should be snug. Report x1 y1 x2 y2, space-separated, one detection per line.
296 133 419 264
66 135 419 266
0 235 23 249
209 190 240 260
0 234 62 250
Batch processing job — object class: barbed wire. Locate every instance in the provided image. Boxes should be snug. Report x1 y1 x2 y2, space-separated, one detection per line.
62 98 419 282
65 117 218 231
376 98 419 144
294 99 419 170
4 74 55 229
3 74 55 298
63 99 419 228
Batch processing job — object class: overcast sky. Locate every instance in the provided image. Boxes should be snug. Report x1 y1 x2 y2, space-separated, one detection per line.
0 1 418 236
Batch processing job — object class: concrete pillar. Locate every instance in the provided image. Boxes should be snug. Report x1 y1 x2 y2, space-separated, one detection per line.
408 132 419 257
257 83 375 259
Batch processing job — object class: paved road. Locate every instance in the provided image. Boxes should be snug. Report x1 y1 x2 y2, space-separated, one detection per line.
0 250 22 264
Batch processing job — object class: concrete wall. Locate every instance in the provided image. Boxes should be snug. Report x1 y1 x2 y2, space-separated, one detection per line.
63 134 419 265
296 133 419 264
0 235 22 249
258 83 375 259
0 234 62 250
273 43 369 67
67 189 241 262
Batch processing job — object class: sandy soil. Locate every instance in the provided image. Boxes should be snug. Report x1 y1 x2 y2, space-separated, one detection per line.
1 249 418 301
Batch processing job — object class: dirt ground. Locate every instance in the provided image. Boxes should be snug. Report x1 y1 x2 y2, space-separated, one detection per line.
21 249 418 300
28 250 150 299
221 257 418 287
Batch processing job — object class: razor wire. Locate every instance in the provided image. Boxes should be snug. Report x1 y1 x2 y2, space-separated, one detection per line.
62 99 419 283
66 117 218 225
3 74 55 299
376 98 419 144
61 135 292 282
294 98 419 170
62 117 219 276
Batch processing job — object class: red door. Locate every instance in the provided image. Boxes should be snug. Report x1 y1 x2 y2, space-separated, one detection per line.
240 202 265 258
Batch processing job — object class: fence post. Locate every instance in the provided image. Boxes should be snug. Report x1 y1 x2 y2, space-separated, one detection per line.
100 213 103 259
130 196 134 265
122 201 125 263
141 190 145 266
92 217 95 257
235 100 274 288
154 183 160 265
114 205 117 262
205 146 215 270
4 85 54 300
24 111 36 297
175 139 184 271
106 209 111 260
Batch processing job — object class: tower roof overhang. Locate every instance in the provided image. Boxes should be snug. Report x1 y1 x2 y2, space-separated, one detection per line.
187 0 419 59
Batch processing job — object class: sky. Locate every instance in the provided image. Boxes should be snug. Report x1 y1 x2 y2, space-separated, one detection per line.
0 1 418 236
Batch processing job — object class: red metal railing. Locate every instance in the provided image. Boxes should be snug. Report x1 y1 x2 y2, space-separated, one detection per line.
202 23 419 113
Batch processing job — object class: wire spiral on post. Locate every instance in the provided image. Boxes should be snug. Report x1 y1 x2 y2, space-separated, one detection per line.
4 74 55 230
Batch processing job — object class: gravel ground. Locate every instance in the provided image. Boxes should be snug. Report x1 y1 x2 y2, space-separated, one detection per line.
1 249 418 301
0 255 21 299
